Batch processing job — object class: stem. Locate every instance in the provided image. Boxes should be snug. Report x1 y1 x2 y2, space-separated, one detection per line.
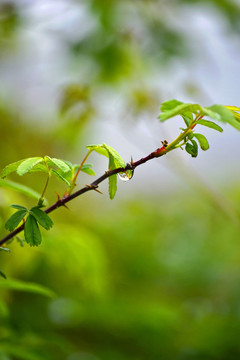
68 150 91 195
0 147 167 246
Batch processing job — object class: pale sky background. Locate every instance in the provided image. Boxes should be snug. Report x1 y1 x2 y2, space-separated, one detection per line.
0 0 239 195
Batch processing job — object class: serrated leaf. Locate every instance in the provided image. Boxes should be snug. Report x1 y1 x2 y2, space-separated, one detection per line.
197 119 223 132
17 157 43 176
1 159 25 178
45 156 72 173
5 209 28 231
160 99 183 112
108 154 117 200
193 133 209 150
27 163 48 174
0 270 7 279
10 204 27 211
86 144 108 157
50 169 71 186
29 207 53 230
102 143 125 168
159 103 202 122
0 278 55 297
0 179 45 202
24 214 42 247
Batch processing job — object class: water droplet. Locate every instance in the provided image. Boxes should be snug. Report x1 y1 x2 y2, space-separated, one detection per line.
118 170 134 182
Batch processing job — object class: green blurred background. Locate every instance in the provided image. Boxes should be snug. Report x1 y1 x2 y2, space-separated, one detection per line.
1 1 240 359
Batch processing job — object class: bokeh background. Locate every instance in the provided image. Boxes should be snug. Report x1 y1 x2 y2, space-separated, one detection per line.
0 1 240 359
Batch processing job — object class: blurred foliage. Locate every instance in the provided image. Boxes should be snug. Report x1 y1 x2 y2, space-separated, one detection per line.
0 0 240 359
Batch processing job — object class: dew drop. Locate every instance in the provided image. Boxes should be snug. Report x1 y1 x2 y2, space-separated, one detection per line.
118 170 134 182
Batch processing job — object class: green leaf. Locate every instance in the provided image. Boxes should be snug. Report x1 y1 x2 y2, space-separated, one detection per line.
0 270 7 279
193 133 209 151
29 207 53 230
181 112 193 126
185 140 198 158
1 159 25 178
5 209 28 231
102 143 125 168
0 179 44 201
86 144 108 157
204 105 240 130
10 204 27 211
45 156 71 173
50 169 71 186
24 214 42 247
81 163 95 176
197 119 223 132
0 247 10 252
160 99 183 112
27 163 48 174
16 157 43 176
159 103 202 122
0 278 55 298
108 154 117 200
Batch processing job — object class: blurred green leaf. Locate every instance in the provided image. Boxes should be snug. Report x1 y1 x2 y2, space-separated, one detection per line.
193 133 209 151
204 105 240 130
30 207 53 231
16 157 43 176
86 144 108 157
24 214 42 247
102 143 125 168
0 247 10 252
0 278 55 298
81 163 95 176
0 179 42 200
197 119 223 132
0 270 7 279
5 209 28 231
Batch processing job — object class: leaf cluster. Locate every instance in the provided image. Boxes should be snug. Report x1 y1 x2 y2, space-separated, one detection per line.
159 100 240 158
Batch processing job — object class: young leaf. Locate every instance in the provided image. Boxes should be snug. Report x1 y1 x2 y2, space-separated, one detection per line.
160 99 183 112
5 209 28 231
45 156 71 173
193 133 209 151
0 270 7 279
204 105 240 131
50 169 71 186
197 119 223 132
17 157 43 176
185 140 198 158
10 204 27 211
86 144 108 157
159 103 202 122
0 179 44 201
102 143 125 168
24 214 42 247
81 164 95 176
108 154 117 200
1 159 25 178
29 207 53 230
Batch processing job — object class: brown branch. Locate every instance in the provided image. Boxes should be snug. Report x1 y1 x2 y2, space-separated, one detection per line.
0 146 167 246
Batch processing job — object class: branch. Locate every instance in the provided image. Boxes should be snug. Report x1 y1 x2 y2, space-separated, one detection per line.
0 146 167 246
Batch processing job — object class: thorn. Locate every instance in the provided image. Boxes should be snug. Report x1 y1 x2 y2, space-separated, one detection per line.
130 155 134 165
85 184 103 195
63 203 70 210
56 192 61 201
